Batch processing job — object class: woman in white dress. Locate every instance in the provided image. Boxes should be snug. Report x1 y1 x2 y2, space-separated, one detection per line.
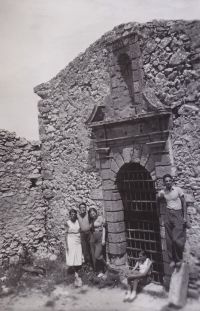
65 209 82 286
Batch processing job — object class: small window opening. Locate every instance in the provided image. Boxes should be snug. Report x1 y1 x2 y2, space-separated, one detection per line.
30 178 37 188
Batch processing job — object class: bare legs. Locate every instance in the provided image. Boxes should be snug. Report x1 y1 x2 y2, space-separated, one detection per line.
124 272 145 302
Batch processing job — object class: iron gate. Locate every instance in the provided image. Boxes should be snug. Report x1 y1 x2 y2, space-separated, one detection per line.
116 163 163 283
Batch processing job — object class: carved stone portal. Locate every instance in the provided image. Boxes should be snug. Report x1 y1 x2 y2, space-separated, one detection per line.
87 33 173 286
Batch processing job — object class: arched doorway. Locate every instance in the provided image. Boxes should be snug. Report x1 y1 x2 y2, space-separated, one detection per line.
116 162 164 283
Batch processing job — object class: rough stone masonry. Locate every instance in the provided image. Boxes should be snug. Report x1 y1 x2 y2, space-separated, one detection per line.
0 20 200 297
0 130 47 266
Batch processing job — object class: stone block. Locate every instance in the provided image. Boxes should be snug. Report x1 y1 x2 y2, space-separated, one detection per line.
110 159 119 173
109 170 117 182
100 169 110 180
106 211 124 222
90 188 104 200
102 179 116 191
145 156 155 173
100 159 110 169
169 263 189 308
108 232 126 243
131 59 139 70
133 81 141 93
108 241 127 255
122 147 133 163
140 151 149 167
134 92 143 105
95 158 101 170
150 170 156 181
132 144 142 163
154 153 172 166
107 221 125 233
113 153 124 170
155 165 172 179
103 190 112 201
104 200 124 212
132 70 140 82
112 191 121 201
130 43 141 59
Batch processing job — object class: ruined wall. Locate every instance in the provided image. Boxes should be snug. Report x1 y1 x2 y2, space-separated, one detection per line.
35 20 200 294
0 130 46 265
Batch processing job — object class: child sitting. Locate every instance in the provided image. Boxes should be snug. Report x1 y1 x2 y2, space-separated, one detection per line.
123 250 152 302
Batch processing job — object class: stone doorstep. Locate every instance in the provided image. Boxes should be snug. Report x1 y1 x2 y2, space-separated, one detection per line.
142 283 167 298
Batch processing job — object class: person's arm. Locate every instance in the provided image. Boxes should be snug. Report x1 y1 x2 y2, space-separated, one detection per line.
180 195 191 228
130 259 152 279
102 226 106 245
65 223 69 252
132 261 139 271
157 190 165 200
102 217 106 245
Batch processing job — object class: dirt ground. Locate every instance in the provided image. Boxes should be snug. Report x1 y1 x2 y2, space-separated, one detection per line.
0 283 199 311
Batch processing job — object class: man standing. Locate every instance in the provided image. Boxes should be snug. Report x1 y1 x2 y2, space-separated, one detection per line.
77 202 92 267
158 174 190 269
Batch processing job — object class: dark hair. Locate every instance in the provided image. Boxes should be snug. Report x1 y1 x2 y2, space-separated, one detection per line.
163 174 173 182
88 208 97 223
69 208 77 216
138 250 147 257
79 202 86 209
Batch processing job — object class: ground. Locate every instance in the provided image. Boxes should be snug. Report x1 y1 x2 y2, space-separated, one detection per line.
0 283 199 311
0 260 199 311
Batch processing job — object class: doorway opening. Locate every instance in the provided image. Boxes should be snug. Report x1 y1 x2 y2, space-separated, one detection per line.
116 162 164 283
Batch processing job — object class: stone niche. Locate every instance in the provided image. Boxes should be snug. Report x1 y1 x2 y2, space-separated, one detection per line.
88 33 173 286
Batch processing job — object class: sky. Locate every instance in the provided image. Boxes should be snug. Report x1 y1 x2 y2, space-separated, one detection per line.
0 0 199 140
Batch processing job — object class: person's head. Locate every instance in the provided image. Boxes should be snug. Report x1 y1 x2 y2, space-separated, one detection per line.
88 207 98 221
163 174 173 189
79 202 87 216
69 208 77 222
138 250 147 263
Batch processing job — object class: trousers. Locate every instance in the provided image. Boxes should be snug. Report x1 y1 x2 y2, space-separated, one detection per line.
165 209 186 263
90 231 104 271
80 231 91 264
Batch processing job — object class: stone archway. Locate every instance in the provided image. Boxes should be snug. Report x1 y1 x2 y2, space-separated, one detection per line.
88 106 172 285
116 162 164 283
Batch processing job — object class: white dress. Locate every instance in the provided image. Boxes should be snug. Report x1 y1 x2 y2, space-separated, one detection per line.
66 219 82 266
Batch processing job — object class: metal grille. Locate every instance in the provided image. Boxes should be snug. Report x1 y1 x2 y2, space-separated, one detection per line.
116 163 164 283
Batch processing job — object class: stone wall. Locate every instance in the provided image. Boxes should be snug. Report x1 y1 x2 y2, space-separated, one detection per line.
0 130 46 265
35 20 200 294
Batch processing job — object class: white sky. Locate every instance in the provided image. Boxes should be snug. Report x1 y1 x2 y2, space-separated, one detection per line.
0 0 199 140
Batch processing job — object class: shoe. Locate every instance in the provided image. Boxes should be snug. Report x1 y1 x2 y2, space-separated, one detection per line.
169 261 176 269
123 291 131 302
128 291 136 302
97 272 104 278
74 273 82 287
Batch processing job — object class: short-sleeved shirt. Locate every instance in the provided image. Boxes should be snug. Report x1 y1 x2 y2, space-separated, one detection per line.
159 186 184 210
134 258 152 275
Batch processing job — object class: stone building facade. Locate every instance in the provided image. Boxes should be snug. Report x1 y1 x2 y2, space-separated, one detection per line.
0 20 200 297
34 20 200 295
0 130 46 265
